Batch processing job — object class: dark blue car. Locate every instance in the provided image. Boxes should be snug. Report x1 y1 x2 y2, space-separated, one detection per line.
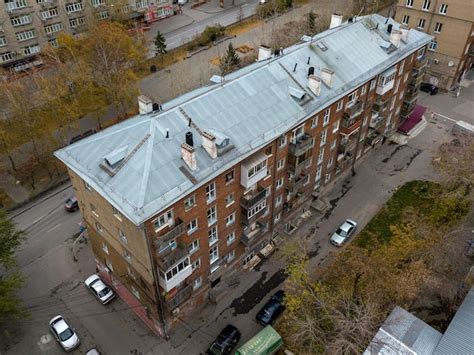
256 290 285 326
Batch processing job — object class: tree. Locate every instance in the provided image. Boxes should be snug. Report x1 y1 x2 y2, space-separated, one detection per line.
154 31 167 60
219 43 241 77
306 10 316 35
0 208 25 323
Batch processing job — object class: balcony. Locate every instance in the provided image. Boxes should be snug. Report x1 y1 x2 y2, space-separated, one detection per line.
344 100 365 120
401 101 416 118
370 114 384 130
155 218 185 246
340 116 362 136
241 185 266 210
287 174 306 193
156 243 189 270
365 128 383 146
241 153 268 189
409 73 424 88
287 155 312 176
414 56 428 70
165 283 192 310
241 206 267 226
241 222 268 246
337 152 352 171
6 0 28 11
288 133 313 157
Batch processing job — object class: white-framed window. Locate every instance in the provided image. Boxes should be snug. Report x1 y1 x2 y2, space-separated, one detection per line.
439 3 447 14
119 229 128 244
434 22 442 33
192 258 201 271
153 210 173 231
66 2 83 14
112 205 122 221
323 109 331 126
164 258 190 281
207 206 217 226
15 29 36 42
278 135 287 148
209 245 219 264
184 194 196 211
330 140 337 151
205 182 216 204
226 232 235 246
187 219 198 234
320 129 328 146
402 15 409 25
69 17 86 28
10 15 32 27
361 85 367 95
96 222 103 234
404 72 409 83
303 175 310 186
208 226 218 246
0 37 7 47
41 7 58 19
225 193 234 207
318 147 325 165
311 115 318 128
347 92 357 104
276 177 284 190
332 121 339 133
159 239 176 253
189 239 199 254
325 173 331 183
265 186 272 197
91 0 105 6
398 60 405 75
226 250 235 263
417 18 425 29
277 158 285 171
0 52 13 63
315 166 322 181
422 0 431 11
225 170 234 183
48 38 58 47
225 212 235 226
193 276 202 290
97 10 109 19
291 125 305 142
428 40 437 51
131 286 140 299
45 22 62 34
22 44 40 55
123 249 132 263
370 79 376 91
336 100 343 111
248 200 266 218
6 0 27 10
327 157 334 168
406 0 413 7
274 212 281 223
275 195 283 207
247 160 266 178
102 241 108 254
243 252 255 266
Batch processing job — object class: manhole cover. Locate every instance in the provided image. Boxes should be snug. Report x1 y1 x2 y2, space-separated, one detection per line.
40 334 52 344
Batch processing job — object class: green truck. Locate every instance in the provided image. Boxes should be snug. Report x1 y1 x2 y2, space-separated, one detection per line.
235 325 283 355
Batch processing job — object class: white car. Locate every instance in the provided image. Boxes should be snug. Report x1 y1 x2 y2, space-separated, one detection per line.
84 274 115 304
49 315 80 352
330 219 357 246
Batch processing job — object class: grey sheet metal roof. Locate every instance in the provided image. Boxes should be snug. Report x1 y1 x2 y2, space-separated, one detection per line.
55 14 432 225
364 306 442 355
434 287 474 354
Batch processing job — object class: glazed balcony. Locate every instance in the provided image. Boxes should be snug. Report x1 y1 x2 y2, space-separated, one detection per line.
165 283 192 310
340 116 362 136
344 100 365 120
156 243 189 271
241 206 267 226
240 185 267 210
288 133 314 157
241 222 268 246
287 155 312 176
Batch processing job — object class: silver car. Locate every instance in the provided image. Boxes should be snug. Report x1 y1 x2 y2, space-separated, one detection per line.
49 315 80 352
330 219 357 246
84 274 115 304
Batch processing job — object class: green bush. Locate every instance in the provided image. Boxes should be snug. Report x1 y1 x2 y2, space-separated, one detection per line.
201 25 226 44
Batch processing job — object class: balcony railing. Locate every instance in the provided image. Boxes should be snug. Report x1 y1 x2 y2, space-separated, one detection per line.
338 136 357 154
156 244 189 270
288 156 312 176
340 116 362 135
240 185 266 210
288 133 314 157
241 206 267 225
344 100 365 119
365 129 383 146
369 115 384 130
165 283 193 310
287 174 306 193
241 222 268 246
155 218 185 246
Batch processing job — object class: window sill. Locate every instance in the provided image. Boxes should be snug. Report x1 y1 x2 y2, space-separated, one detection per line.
190 248 199 255
227 240 235 247
188 228 197 236
209 239 218 247
185 204 197 212
225 179 234 186
208 220 217 227
206 198 216 205
225 201 235 208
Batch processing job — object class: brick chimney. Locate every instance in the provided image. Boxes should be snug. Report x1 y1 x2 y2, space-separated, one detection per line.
138 95 153 115
201 131 217 159
330 14 343 29
399 26 409 43
321 68 334 88
390 30 402 48
308 75 321 96
181 143 197 171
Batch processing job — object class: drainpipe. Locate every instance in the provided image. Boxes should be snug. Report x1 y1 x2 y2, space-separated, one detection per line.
142 224 170 340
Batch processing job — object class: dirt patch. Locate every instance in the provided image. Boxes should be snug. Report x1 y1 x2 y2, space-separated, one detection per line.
227 18 262 37
236 45 254 54
210 56 220 67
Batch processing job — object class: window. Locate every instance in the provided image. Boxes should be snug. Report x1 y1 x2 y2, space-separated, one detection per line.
189 239 199 254
318 147 325 165
422 0 430 11
243 252 254 265
102 242 108 254
97 10 108 19
247 160 266 178
248 200 266 218
192 258 201 271
315 166 322 181
363 114 369 127
16 29 36 42
278 135 287 148
209 245 219 264
153 210 173 231
428 40 437 51
105 259 113 272
327 157 334 168
96 222 103 234
311 115 318 128
66 2 83 13
303 175 310 186
320 129 328 146
347 92 357 104
226 232 235 246
406 0 413 7
10 15 32 27
0 52 13 63
277 158 285 171
323 109 331 126
0 37 7 47
123 249 132 263
193 276 202 290
225 170 234 183
398 60 405 75
434 22 442 33
69 17 86 28
6 0 27 10
226 250 235 263
336 101 343 111
417 18 425 29
91 0 105 6
119 229 128 244
225 212 235 226
265 146 272 156
275 195 283 207
402 15 409 25
330 140 337 151
361 85 367 95
325 173 331 183
274 212 281 223
219 193 232 208
205 182 216 203
276 177 284 190
207 206 217 226
110 205 122 221
22 44 40 56
45 22 62 34
332 121 339 133
404 72 409 83
187 219 198 234
164 258 190 281
439 3 447 14
291 125 305 142
41 7 58 19
370 79 376 91
265 186 272 197
208 226 218 246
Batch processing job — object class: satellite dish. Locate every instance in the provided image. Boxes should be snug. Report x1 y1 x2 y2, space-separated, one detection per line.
448 61 454 67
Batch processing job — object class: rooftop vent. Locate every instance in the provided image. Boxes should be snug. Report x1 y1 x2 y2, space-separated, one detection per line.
289 86 306 100
138 95 153 115
330 13 343 29
206 129 234 156
185 131 193 147
390 29 402 48
316 41 328 52
103 146 129 168
308 66 315 77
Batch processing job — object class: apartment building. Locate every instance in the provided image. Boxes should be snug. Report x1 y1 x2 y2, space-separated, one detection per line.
55 14 432 337
0 0 173 71
395 0 474 90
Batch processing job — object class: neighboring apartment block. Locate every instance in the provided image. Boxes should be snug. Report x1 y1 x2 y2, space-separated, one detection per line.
55 14 432 337
0 0 173 71
395 0 474 89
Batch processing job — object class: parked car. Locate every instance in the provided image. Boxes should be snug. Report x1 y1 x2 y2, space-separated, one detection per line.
420 82 438 95
49 315 80 352
330 219 358 246
256 290 285 326
84 274 115 304
64 196 79 212
207 324 241 355
86 348 101 355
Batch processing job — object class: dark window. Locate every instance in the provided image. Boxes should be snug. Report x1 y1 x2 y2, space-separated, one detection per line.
225 170 234 182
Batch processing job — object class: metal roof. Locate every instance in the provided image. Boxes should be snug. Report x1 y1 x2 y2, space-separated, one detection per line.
434 287 474 354
54 14 432 226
